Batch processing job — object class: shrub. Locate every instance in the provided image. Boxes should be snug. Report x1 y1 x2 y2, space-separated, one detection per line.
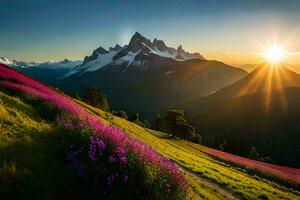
129 113 150 128
112 110 128 119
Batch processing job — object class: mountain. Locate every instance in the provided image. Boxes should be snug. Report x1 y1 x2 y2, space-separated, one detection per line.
65 32 205 77
0 63 299 199
184 64 300 114
60 32 247 121
240 64 258 72
0 57 38 67
241 63 300 74
182 64 300 167
0 57 13 65
14 59 82 85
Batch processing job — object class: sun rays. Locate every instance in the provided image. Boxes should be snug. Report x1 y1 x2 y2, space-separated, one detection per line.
237 62 295 112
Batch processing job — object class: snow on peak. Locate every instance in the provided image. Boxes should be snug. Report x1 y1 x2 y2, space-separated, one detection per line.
0 57 13 65
126 32 205 60
121 50 141 72
64 49 119 77
64 32 206 77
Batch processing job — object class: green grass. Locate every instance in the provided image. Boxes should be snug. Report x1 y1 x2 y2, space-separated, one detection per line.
0 91 79 199
75 99 300 200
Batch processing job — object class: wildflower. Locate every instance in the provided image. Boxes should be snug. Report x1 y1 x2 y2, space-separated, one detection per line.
88 136 106 161
119 156 126 165
78 122 84 128
114 147 125 158
123 175 129 183
108 155 117 163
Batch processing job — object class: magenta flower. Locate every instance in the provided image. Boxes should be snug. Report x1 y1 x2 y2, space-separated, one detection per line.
108 155 117 163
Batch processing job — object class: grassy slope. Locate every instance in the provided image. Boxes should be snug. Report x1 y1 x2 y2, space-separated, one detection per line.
0 88 299 199
0 91 78 199
75 100 300 200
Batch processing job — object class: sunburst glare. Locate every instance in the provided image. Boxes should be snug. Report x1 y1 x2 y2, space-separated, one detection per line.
263 45 286 64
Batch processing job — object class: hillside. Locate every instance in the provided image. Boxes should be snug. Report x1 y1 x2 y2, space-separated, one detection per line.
1 64 299 199
183 64 300 114
181 64 300 167
0 64 187 200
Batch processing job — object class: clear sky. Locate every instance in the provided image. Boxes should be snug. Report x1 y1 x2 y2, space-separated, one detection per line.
1 0 300 66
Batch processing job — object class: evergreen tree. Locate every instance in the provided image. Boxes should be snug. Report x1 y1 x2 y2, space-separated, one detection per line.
129 113 140 122
155 110 201 143
113 110 128 119
84 86 110 111
249 147 260 160
155 114 165 131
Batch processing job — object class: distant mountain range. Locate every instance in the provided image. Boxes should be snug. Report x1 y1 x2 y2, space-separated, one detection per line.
0 57 38 67
182 65 300 167
0 57 81 85
59 32 247 121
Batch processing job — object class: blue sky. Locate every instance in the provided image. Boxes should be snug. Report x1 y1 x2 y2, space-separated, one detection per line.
1 0 300 65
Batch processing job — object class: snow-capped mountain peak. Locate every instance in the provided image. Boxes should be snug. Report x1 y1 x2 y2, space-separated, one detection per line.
0 57 13 65
64 46 120 77
0 57 38 67
65 32 206 77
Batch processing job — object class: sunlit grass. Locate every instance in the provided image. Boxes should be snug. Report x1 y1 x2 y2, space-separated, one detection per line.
76 99 300 200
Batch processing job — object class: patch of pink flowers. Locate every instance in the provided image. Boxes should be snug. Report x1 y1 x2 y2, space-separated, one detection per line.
0 64 188 194
205 147 300 185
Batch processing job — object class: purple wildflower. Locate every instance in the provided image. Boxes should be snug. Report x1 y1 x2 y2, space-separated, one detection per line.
123 175 129 183
108 155 117 163
88 136 106 161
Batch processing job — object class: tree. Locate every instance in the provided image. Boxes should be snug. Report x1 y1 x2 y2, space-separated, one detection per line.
84 86 110 111
249 147 260 160
129 113 150 128
112 110 128 119
129 113 140 122
142 120 150 128
155 114 165 131
164 110 186 136
155 110 201 143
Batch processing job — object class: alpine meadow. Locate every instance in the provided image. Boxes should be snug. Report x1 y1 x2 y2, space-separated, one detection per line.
0 1 300 199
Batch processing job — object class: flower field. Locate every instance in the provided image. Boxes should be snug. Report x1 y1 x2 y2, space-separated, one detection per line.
205 147 300 186
0 64 188 199
75 98 300 200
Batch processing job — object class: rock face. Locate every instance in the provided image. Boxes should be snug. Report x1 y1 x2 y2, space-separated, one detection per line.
153 39 167 51
83 47 109 64
109 44 122 52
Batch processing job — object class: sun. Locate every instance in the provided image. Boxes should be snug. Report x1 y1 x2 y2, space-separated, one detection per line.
264 45 285 63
